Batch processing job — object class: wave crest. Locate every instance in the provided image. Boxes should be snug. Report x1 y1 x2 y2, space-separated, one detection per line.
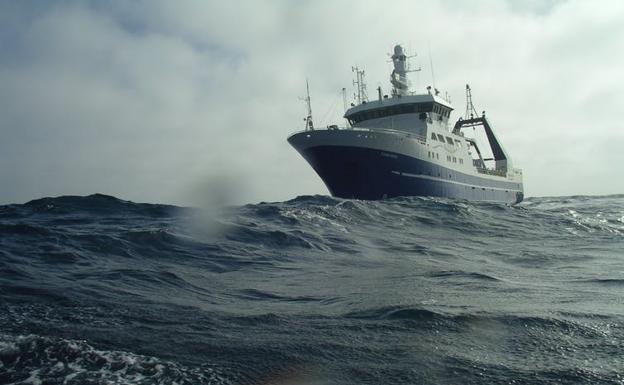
0 334 230 385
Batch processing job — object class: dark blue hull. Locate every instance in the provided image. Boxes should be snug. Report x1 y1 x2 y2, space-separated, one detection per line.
300 145 523 203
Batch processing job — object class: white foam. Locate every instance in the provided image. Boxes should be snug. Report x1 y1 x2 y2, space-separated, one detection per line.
0 334 231 385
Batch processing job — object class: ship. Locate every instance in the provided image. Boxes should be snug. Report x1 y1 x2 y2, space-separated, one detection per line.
287 45 524 204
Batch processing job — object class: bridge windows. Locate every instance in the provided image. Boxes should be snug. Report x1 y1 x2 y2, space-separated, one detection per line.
433 104 451 118
347 101 450 124
347 102 434 124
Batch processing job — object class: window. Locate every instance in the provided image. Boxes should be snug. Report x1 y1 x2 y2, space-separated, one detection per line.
418 102 433 112
459 159 463 164
447 155 451 161
437 134 445 142
453 157 457 163
347 102 437 123
431 132 437 140
446 137 454 145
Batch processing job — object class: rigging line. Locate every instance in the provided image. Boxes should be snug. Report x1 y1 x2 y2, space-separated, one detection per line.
319 90 343 127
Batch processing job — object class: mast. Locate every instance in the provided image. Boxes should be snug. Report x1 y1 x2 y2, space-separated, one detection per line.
301 79 314 131
390 44 420 96
352 66 368 104
464 84 479 120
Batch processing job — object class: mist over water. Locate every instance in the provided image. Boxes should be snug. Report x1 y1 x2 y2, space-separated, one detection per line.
1 193 623 384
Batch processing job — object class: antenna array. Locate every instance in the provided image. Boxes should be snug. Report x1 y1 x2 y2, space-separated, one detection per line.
352 66 368 104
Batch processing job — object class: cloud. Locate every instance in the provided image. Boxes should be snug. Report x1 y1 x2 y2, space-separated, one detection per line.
1 0 623 205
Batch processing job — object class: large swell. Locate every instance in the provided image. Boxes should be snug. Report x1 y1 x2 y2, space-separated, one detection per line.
1 193 623 384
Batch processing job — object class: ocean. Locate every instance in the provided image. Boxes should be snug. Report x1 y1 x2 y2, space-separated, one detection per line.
1 193 623 384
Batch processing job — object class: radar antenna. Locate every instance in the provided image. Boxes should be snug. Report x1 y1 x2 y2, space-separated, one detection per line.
464 84 479 120
299 79 314 131
352 66 368 104
390 44 421 96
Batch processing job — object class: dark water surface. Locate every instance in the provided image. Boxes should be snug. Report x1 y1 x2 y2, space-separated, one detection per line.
1 194 623 384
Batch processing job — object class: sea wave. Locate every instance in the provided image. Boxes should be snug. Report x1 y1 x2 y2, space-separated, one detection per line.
1 193 623 384
0 334 229 385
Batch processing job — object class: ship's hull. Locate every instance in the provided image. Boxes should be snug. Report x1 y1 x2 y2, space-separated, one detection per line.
288 130 523 204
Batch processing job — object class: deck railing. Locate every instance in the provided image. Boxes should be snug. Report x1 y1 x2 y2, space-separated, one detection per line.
295 126 428 144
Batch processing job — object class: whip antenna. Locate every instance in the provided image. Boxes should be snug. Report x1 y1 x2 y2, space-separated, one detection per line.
428 43 436 90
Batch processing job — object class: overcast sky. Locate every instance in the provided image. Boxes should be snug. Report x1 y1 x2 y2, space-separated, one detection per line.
1 0 623 206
